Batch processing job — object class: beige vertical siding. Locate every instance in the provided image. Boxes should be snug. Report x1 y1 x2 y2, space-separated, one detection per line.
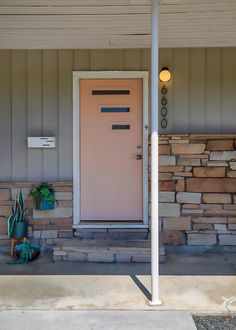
0 48 236 181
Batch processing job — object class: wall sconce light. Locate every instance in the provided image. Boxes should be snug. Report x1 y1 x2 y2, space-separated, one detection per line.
159 67 171 83
159 67 171 129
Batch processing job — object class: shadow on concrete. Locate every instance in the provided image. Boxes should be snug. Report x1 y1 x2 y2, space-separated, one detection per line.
130 275 151 301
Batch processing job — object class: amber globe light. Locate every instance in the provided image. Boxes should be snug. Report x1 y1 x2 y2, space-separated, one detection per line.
159 67 171 82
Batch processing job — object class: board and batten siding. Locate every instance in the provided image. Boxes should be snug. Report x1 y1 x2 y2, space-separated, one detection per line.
0 48 236 181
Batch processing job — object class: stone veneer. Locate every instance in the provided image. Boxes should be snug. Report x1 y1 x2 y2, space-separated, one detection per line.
159 134 236 247
1 134 236 249
0 182 73 246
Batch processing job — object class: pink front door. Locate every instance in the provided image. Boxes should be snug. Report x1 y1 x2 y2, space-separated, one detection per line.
80 79 143 221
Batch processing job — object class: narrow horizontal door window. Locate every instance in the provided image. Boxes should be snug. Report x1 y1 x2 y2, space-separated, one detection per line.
101 107 130 113
92 90 130 95
112 124 130 130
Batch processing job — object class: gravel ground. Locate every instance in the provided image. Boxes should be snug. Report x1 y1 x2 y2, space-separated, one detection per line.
193 315 236 330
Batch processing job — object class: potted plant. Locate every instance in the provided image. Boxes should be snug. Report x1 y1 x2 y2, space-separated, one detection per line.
15 240 41 263
8 240 41 264
29 182 55 210
8 190 28 239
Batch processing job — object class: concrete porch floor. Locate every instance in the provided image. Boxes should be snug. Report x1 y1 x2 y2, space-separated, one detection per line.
0 253 235 313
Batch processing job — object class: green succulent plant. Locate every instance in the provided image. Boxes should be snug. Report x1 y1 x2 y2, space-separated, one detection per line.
8 190 28 238
7 240 40 264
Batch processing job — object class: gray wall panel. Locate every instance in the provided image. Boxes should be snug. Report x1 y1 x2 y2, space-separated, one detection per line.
58 50 73 181
11 50 27 181
106 50 124 71
172 49 190 133
90 50 106 71
27 50 43 181
189 48 206 133
0 51 12 181
221 48 236 133
205 48 221 133
43 50 59 181
0 48 236 181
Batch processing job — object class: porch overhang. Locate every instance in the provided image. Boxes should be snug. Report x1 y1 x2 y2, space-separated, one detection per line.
0 0 236 49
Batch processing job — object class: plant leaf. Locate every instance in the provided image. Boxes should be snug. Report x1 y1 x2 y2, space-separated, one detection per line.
18 190 24 210
8 215 16 238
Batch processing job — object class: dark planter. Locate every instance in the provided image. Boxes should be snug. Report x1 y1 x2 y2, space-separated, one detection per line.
15 247 41 262
41 197 54 210
12 221 28 239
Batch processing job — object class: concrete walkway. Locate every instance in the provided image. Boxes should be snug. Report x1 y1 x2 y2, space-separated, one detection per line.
0 253 235 314
0 311 196 330
0 274 235 313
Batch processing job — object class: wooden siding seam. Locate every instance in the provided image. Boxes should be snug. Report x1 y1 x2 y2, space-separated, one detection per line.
203 48 206 133
187 48 190 133
26 50 29 181
42 50 45 180
10 50 13 181
57 49 59 182
189 48 193 133
172 49 175 133
219 48 223 134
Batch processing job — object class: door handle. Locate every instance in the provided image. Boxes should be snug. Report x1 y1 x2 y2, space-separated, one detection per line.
136 154 142 160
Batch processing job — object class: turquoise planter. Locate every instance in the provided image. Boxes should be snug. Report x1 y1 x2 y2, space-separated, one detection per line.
12 221 28 239
41 198 54 210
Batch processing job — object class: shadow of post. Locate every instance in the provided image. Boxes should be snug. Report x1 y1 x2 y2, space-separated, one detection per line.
130 275 151 301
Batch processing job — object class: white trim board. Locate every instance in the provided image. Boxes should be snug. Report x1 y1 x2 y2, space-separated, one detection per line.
73 71 149 229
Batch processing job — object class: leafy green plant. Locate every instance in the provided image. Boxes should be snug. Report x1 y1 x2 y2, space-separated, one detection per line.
29 182 54 210
7 240 41 264
28 187 41 210
40 187 54 206
8 190 28 238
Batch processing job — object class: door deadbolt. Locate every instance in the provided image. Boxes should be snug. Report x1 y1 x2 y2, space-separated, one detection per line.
136 154 142 160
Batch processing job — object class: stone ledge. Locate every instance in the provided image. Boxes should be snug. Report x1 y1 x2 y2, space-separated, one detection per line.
219 235 236 245
52 239 165 263
187 234 217 245
33 208 72 219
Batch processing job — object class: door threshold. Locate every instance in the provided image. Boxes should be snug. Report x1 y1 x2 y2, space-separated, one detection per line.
73 222 149 229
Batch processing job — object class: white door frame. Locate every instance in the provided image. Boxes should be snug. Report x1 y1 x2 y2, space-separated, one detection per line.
73 71 149 229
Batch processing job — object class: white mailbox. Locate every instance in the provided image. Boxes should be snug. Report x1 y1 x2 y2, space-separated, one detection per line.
27 137 56 149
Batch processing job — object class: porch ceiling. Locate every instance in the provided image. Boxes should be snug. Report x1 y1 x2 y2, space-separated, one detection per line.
1 0 236 49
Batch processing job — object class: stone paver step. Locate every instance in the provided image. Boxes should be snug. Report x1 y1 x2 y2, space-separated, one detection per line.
53 239 165 263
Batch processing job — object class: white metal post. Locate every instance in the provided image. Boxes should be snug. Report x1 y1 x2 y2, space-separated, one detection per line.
149 0 161 306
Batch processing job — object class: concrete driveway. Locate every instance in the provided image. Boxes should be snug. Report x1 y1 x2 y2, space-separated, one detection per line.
0 311 197 330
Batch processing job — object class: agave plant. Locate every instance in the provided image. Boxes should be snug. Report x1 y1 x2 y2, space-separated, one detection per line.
8 190 28 238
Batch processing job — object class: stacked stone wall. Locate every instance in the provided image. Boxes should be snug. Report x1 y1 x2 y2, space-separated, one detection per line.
0 182 73 246
158 134 236 246
1 134 236 249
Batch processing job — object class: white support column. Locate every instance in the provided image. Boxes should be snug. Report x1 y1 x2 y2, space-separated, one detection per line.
149 0 161 306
